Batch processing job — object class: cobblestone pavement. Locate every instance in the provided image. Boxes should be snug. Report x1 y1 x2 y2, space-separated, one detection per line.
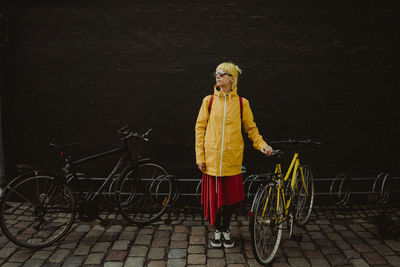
0 205 399 267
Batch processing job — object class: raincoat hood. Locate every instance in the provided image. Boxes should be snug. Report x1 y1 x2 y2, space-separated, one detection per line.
213 85 238 97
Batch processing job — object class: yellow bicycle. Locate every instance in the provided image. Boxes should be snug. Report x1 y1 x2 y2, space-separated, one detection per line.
249 139 321 265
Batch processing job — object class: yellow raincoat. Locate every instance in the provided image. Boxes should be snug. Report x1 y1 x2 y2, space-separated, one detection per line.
195 86 268 177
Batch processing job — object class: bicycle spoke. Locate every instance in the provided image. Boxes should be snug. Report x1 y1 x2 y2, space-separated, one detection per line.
0 175 76 248
6 185 33 204
294 166 314 226
250 184 282 265
117 163 171 224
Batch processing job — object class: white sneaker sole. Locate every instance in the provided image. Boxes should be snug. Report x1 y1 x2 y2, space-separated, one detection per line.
223 242 235 248
210 241 222 248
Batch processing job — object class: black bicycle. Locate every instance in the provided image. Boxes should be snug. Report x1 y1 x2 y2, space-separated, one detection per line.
0 127 173 248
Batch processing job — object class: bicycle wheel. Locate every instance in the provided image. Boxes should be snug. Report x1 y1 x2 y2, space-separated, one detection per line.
117 163 172 225
294 165 314 226
0 174 76 248
249 183 283 265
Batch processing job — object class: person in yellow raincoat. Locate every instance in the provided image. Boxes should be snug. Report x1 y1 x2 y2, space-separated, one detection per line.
195 62 273 248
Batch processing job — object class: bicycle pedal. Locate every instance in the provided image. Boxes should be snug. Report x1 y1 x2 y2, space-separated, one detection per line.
257 219 271 225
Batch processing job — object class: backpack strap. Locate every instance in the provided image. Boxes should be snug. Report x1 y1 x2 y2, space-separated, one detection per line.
208 95 214 113
208 94 243 121
239 96 243 121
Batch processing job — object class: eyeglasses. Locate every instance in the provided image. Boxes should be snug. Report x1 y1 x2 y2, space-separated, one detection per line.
213 71 233 78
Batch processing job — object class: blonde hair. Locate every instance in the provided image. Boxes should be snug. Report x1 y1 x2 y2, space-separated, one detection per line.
216 62 242 90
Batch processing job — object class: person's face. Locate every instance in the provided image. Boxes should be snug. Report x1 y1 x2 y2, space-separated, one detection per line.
214 68 234 88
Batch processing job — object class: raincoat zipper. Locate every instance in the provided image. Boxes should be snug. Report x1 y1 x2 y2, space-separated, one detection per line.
217 93 228 193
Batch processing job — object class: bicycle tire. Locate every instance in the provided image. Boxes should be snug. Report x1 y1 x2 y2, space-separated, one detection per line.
294 165 314 226
117 163 172 225
0 174 76 248
249 183 283 265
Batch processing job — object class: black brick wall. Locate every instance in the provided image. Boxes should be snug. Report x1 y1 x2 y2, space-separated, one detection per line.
2 0 399 182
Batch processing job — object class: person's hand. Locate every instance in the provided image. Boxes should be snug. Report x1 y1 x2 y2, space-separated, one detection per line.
262 145 273 156
197 163 206 172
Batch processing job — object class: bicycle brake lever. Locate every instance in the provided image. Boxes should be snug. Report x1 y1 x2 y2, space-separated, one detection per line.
143 128 152 136
118 126 129 134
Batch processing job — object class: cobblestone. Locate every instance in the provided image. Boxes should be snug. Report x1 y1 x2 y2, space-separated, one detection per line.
61 256 85 267
31 250 52 260
349 258 370 267
0 247 16 258
0 205 399 267
129 245 148 257
106 250 128 261
73 244 91 255
309 258 329 266
207 258 226 267
148 247 165 260
287 257 310 267
84 253 105 265
170 240 188 248
171 233 187 241
385 239 400 252
207 249 224 258
104 262 124 267
22 259 44 267
168 248 186 259
191 226 206 236
134 235 152 245
119 231 136 240
167 258 186 267
386 255 400 267
226 253 246 264
188 245 205 254
361 252 387 265
188 254 206 264
75 224 91 232
91 241 112 252
189 236 206 245
148 260 166 267
8 250 33 263
112 240 130 250
174 225 188 233
124 257 145 267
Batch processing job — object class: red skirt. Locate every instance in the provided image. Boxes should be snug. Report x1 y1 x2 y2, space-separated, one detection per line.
201 173 245 227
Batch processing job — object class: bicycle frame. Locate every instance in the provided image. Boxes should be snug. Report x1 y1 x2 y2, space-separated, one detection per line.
260 152 309 223
60 145 150 202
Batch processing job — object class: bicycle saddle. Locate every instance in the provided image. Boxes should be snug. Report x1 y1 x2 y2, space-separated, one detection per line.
49 142 80 151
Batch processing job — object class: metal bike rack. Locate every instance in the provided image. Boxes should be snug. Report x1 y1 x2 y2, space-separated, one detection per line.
59 168 400 207
326 172 399 206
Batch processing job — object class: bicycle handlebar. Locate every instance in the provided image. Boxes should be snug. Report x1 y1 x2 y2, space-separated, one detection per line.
269 139 322 146
271 149 284 156
118 127 152 142
118 126 129 134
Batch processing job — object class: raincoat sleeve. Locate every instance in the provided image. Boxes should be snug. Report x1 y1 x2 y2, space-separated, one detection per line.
195 96 211 164
242 98 268 151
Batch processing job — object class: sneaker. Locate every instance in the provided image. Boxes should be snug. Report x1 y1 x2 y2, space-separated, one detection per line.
210 230 222 248
222 230 235 248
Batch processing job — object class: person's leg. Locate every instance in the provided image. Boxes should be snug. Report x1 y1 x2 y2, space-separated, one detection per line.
211 209 223 248
221 203 239 231
221 205 233 232
221 203 239 248
214 210 222 231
